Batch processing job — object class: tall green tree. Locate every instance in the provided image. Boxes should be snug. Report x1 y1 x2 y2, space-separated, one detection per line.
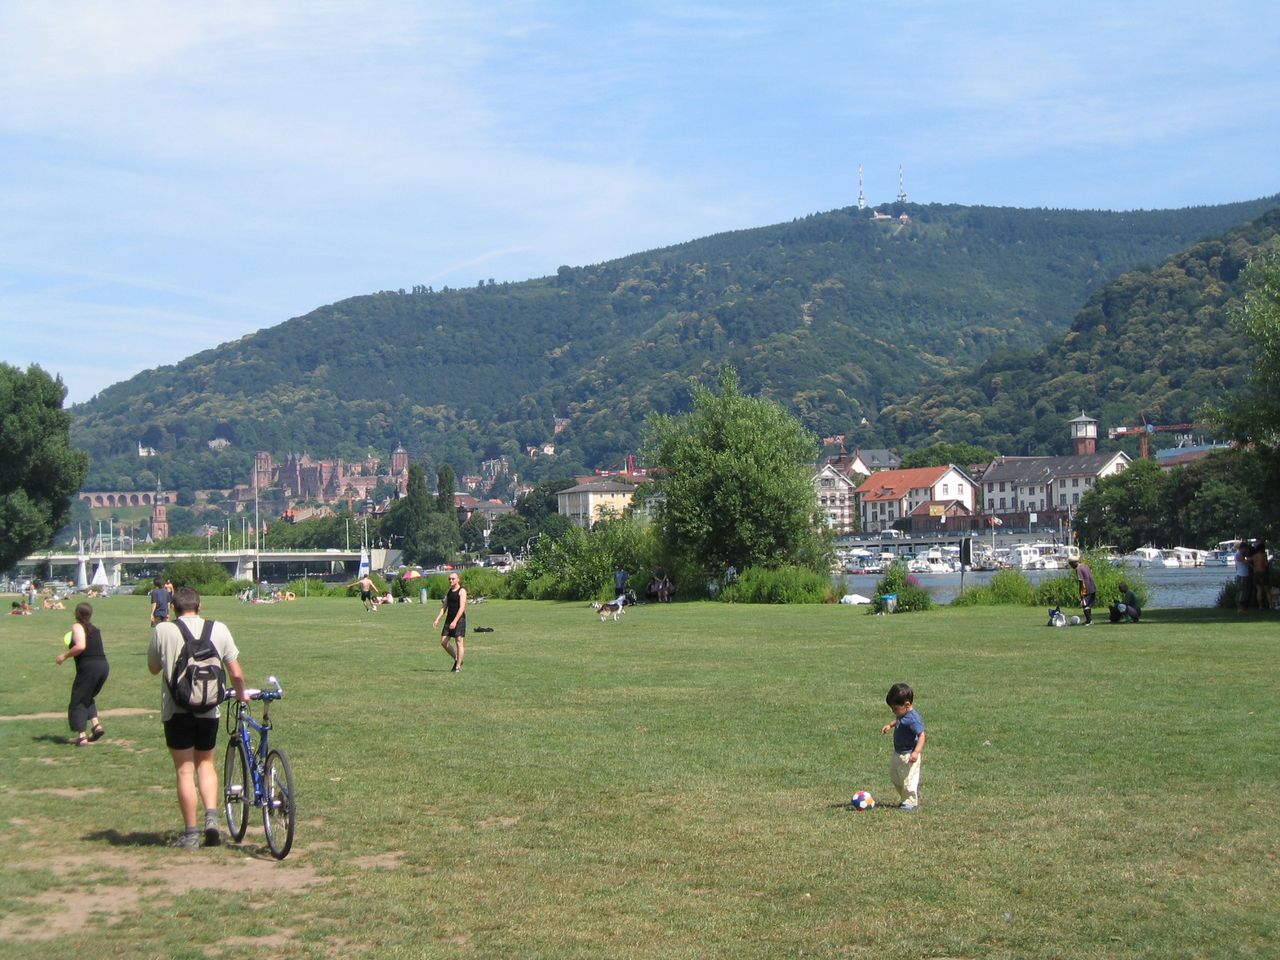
1 364 88 569
1073 459 1168 551
382 464 431 563
436 464 456 514
643 367 831 586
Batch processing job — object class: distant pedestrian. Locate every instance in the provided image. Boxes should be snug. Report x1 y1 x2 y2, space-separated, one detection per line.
1250 539 1271 610
614 566 629 599
150 577 174 626
880 682 926 811
55 602 110 747
1068 557 1095 625
1234 539 1253 611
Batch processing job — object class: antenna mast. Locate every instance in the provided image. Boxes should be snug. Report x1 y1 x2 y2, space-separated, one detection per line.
896 164 908 203
857 164 866 210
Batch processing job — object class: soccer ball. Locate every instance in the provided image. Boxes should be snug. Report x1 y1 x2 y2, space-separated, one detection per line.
850 790 876 811
1069 615 1081 626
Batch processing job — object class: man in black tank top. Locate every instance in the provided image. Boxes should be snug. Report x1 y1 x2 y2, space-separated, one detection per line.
432 573 468 672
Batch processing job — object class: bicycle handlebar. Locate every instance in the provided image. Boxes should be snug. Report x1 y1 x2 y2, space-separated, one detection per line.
226 676 284 702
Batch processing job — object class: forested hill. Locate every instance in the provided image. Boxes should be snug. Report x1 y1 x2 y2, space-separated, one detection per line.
878 207 1280 455
72 197 1279 491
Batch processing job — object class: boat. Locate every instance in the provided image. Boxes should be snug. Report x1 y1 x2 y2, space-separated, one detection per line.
1171 546 1208 567
1120 546 1179 568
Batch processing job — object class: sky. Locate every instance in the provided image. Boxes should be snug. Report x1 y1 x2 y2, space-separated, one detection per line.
3 1 1278 405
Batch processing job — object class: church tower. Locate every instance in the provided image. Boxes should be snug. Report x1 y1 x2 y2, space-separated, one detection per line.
1068 412 1098 456
392 443 409 476
150 484 169 541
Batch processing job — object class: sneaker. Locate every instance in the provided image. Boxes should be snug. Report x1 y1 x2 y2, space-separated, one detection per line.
169 831 201 849
898 801 918 812
451 664 461 673
204 824 222 847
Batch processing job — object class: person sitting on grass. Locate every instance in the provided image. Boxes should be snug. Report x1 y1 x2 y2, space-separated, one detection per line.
1109 582 1141 623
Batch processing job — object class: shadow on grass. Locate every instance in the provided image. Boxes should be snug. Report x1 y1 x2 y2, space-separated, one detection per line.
84 828 170 847
1139 607 1276 625
32 733 72 746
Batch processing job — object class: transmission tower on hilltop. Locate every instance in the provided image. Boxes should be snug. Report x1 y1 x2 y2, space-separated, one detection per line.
857 164 866 210
896 164 908 203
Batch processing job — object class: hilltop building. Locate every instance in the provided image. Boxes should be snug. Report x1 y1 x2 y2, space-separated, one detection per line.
244 446 410 509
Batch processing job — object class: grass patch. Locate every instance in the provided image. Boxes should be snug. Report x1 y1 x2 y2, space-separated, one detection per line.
2 596 1277 958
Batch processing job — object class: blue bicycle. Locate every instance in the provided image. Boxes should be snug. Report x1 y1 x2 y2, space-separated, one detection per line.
222 677 296 859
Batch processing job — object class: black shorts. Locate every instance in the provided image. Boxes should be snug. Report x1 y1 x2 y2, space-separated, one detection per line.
442 616 466 639
163 713 219 752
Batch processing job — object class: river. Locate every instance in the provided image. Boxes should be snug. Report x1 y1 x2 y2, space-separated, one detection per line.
836 563 1234 609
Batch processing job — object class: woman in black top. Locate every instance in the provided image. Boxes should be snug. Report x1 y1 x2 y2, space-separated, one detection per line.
55 602 110 746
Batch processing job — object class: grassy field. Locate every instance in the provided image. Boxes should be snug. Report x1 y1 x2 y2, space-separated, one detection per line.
2 595 1277 959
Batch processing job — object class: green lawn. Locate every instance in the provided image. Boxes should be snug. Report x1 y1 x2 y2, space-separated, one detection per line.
2 596 1277 959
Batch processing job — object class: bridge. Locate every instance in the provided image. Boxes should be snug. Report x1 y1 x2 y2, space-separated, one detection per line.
14 548 400 587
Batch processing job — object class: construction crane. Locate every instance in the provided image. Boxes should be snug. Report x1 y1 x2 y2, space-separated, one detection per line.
1107 418 1207 460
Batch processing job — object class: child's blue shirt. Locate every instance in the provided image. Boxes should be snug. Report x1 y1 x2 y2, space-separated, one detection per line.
893 709 925 753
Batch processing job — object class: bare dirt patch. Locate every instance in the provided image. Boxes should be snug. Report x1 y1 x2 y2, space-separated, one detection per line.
351 850 405 870
0 707 153 723
0 849 329 942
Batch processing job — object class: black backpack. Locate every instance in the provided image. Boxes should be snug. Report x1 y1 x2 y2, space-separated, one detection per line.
169 619 228 711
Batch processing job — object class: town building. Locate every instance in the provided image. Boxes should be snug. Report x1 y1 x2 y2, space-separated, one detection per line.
855 465 977 533
812 462 859 534
556 480 639 529
977 414 1131 530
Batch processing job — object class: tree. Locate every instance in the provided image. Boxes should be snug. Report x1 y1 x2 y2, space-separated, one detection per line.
0 364 89 570
459 512 489 552
899 442 996 470
436 464 456 514
1211 247 1280 450
381 464 431 563
487 513 530 554
1073 459 1168 551
643 367 831 585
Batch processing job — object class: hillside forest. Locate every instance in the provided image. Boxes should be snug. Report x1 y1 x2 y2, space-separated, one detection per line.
68 197 1279 498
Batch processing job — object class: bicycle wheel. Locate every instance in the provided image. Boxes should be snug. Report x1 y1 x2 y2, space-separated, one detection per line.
223 739 250 842
262 748 296 859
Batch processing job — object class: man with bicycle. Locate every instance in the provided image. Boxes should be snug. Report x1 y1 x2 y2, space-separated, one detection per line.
148 586 248 849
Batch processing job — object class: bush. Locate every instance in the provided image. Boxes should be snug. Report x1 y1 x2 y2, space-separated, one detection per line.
951 569 1036 607
719 566 833 604
282 578 347 598
1034 554 1148 611
163 558 238 597
457 567 511 599
869 561 932 613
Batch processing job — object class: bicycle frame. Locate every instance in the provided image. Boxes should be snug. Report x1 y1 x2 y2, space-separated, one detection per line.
223 677 295 858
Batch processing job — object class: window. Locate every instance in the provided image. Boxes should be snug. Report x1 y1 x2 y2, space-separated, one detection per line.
942 483 949 495
1072 478 1079 488
1072 493 1080 505
1060 493 1067 506
999 497 1007 510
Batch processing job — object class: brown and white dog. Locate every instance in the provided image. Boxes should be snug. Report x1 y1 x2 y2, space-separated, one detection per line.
590 599 625 622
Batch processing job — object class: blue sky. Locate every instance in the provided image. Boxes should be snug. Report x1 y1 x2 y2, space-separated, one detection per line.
4 1 1277 404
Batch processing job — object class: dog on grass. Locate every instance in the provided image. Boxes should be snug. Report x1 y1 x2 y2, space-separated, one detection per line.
590 598 626 622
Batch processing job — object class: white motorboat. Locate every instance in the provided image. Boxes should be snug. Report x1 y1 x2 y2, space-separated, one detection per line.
1121 546 1179 568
